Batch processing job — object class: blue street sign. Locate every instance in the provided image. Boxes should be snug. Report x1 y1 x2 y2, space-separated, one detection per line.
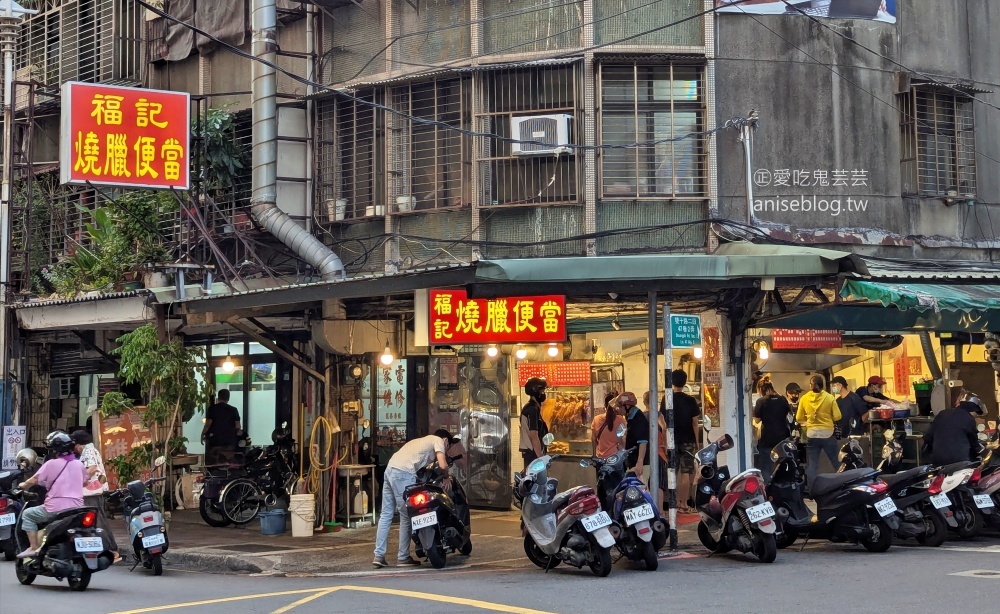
669 314 702 348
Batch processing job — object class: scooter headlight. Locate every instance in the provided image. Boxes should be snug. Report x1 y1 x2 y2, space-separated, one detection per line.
625 486 643 503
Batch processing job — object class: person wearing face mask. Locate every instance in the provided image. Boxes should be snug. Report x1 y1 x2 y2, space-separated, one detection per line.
796 374 842 494
519 378 550 466
858 375 900 409
785 382 802 413
832 376 868 439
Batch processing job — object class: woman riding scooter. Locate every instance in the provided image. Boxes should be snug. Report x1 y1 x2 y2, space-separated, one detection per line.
15 432 89 559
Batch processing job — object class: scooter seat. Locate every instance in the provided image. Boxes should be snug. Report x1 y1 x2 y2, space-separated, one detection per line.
882 465 931 487
129 501 158 516
36 506 98 528
810 468 879 496
938 461 979 474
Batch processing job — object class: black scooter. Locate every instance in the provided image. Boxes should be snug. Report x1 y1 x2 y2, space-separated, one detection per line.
767 433 900 551
840 427 954 547
11 489 113 591
404 454 472 569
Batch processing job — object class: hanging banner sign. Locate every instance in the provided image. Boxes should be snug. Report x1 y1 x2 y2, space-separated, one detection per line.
429 289 566 345
60 82 191 189
771 329 843 350
714 0 897 24
517 362 592 387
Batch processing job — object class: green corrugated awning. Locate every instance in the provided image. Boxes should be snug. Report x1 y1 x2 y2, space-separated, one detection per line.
841 280 1000 313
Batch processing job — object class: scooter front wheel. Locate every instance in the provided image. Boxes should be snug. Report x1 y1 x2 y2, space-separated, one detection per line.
774 527 798 549
954 501 984 540
862 520 893 552
697 522 731 553
523 534 559 569
199 497 232 528
15 560 35 585
915 508 947 547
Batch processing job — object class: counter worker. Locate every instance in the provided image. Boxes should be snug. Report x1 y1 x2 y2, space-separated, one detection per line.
373 429 460 568
858 375 900 409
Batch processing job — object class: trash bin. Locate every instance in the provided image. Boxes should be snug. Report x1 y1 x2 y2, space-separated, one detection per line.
259 510 287 535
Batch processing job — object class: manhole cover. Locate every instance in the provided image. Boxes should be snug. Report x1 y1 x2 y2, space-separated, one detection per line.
949 569 1000 579
207 544 302 554
972 571 1000 577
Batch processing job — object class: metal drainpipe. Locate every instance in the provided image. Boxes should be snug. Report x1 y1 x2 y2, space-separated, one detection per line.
251 0 344 280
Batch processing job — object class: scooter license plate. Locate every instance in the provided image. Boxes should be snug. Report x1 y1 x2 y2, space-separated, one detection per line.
973 494 995 509
623 504 654 526
874 497 897 517
142 533 166 549
746 501 775 523
74 537 103 553
581 511 612 532
930 493 951 509
411 512 437 530
0 513 15 527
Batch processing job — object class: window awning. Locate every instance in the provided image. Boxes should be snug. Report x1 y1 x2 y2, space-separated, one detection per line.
841 279 1000 314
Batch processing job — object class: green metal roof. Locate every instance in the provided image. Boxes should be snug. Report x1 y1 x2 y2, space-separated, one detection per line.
841 280 1000 314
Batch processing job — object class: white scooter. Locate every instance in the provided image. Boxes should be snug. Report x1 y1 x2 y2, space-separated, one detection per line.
513 432 618 577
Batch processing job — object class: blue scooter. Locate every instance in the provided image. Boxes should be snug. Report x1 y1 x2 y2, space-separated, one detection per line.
581 436 667 570
109 457 169 575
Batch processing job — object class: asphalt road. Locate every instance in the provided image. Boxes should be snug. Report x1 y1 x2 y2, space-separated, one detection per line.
1 540 997 614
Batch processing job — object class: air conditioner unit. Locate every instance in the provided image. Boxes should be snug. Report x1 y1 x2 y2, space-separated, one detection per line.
510 114 573 156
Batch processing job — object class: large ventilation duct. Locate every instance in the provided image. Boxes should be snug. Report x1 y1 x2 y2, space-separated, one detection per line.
251 0 344 280
919 331 943 380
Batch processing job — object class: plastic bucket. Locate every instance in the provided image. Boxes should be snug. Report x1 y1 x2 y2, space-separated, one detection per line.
259 510 287 536
289 494 316 538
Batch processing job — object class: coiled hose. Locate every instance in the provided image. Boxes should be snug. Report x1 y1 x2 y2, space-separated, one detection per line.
306 416 335 526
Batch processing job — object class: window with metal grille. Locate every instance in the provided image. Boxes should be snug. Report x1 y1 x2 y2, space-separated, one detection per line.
335 89 384 218
899 87 977 197
391 77 471 211
599 63 706 199
476 62 581 207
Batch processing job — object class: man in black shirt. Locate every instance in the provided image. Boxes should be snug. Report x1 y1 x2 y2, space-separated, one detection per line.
832 376 868 437
670 370 702 511
202 389 242 464
858 375 900 409
753 381 791 483
619 392 649 479
924 393 985 466
519 378 549 466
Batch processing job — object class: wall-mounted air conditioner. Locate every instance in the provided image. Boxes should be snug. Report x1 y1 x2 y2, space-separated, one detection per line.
510 114 573 156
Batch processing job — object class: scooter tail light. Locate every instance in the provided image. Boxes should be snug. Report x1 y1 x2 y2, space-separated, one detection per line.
407 492 429 508
143 515 154 523
81 511 97 528
0 498 7 512
870 480 889 494
743 476 760 494
928 475 945 495
970 467 982 486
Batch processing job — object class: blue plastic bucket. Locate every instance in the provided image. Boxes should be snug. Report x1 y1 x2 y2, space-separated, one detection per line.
259 510 287 535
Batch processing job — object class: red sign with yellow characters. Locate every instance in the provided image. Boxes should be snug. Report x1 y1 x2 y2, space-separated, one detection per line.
429 289 566 345
60 82 190 189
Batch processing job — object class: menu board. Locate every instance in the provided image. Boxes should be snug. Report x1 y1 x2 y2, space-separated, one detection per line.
517 362 592 387
376 362 407 448
96 407 152 490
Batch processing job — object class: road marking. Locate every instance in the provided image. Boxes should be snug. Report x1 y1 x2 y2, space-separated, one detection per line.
269 589 337 614
113 585 555 614
948 569 1000 579
940 544 1000 554
108 588 335 614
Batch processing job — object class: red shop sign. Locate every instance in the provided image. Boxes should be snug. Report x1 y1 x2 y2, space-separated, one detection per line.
517 362 592 387
60 82 191 189
429 290 566 345
771 329 842 350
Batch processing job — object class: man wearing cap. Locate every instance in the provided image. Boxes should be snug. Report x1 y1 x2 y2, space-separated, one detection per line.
785 382 803 413
832 376 868 437
858 375 900 409
373 429 459 568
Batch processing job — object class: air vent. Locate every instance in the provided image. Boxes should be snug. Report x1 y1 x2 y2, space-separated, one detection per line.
510 114 573 156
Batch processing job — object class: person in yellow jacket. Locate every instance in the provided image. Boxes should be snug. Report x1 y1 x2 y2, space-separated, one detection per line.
795 374 842 493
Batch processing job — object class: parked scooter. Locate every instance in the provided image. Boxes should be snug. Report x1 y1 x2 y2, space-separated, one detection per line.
404 452 472 569
10 489 113 591
0 450 42 561
837 427 954 547
514 434 616 577
767 433 901 552
694 423 778 563
109 456 170 575
970 427 1000 530
580 424 667 570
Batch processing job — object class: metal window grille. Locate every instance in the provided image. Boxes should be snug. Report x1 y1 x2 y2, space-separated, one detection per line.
899 87 977 197
476 62 582 207
598 62 707 199
319 1 386 85
334 89 383 218
393 0 470 71
390 77 471 211
16 0 143 96
482 0 583 55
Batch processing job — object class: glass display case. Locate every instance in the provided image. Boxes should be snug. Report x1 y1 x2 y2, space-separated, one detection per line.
541 387 592 456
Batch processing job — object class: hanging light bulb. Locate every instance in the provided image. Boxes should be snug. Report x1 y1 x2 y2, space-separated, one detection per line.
380 341 395 366
547 344 560 358
611 315 621 331
515 345 527 360
693 347 703 360
222 354 235 373
757 342 769 361
486 345 499 358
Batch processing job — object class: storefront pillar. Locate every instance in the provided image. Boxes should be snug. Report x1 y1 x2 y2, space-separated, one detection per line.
647 294 662 530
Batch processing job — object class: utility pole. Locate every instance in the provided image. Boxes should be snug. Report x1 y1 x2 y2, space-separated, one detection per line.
739 109 760 225
0 0 35 427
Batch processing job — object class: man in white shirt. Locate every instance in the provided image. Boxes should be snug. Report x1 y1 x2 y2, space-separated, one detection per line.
373 429 458 568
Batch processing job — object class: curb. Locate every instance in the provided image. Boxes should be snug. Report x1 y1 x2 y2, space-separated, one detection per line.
165 550 272 574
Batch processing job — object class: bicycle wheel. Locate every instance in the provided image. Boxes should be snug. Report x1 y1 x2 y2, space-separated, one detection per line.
220 478 263 525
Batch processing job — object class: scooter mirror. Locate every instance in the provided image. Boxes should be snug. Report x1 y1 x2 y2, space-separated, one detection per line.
542 433 555 446
717 434 735 451
154 456 167 468
616 423 627 438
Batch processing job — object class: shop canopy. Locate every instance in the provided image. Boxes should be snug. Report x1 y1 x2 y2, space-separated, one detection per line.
756 279 1000 332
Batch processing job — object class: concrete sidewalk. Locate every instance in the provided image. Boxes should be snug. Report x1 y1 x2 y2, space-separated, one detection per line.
157 508 703 576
